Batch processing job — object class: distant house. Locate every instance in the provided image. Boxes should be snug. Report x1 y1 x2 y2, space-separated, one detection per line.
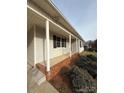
84 40 97 51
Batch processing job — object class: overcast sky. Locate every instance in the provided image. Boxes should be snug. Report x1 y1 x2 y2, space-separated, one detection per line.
52 0 97 41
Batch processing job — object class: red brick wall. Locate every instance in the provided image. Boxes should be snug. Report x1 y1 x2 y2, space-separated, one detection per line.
36 53 80 81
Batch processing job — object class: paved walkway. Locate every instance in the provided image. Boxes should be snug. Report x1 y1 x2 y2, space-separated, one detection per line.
36 81 59 93
27 67 59 93
28 80 59 93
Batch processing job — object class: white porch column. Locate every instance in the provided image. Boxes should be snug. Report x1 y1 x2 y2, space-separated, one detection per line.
76 38 78 53
77 39 79 53
78 40 80 53
46 20 50 72
34 25 36 66
69 34 71 57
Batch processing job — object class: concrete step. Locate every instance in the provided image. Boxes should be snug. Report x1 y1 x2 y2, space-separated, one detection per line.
27 67 59 93
28 67 46 85
27 67 46 93
32 67 46 85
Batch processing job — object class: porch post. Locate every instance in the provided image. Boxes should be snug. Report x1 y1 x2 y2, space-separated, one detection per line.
78 40 80 53
69 34 71 57
77 39 79 53
34 25 36 66
76 38 77 53
46 19 50 72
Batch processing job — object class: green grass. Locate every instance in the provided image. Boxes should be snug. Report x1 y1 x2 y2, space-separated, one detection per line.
80 51 97 57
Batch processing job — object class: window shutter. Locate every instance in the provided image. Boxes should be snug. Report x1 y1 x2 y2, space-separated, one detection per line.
62 38 64 47
65 39 66 47
53 35 56 48
80 41 81 47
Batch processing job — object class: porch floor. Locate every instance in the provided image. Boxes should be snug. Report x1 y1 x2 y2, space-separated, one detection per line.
40 53 69 67
50 53 70 67
41 52 76 68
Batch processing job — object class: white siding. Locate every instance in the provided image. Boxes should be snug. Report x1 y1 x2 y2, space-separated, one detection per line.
79 47 84 53
35 26 70 64
27 27 35 66
79 40 84 53
50 33 70 58
71 40 76 53
35 27 47 64
28 25 84 66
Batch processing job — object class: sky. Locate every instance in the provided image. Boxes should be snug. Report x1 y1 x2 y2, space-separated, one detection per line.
52 0 97 41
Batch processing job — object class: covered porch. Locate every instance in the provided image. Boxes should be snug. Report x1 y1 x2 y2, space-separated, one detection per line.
27 5 80 72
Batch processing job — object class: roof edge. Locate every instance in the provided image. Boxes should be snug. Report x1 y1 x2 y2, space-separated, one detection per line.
47 0 85 42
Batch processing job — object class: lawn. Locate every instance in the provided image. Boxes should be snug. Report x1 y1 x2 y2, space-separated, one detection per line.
80 51 97 57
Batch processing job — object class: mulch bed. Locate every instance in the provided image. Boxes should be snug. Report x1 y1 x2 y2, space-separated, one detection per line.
49 71 75 93
48 53 97 93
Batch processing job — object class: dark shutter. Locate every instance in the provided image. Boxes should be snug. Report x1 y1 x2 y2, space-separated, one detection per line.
53 35 56 48
80 41 82 47
62 38 64 47
65 39 66 47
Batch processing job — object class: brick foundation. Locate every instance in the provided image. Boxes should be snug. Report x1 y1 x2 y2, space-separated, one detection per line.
36 53 80 81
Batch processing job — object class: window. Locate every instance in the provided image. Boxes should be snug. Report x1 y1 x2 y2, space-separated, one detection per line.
53 35 66 48
53 35 56 48
62 38 66 47
57 37 60 47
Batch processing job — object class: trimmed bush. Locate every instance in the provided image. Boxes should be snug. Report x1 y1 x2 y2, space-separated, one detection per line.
67 66 96 93
87 55 97 62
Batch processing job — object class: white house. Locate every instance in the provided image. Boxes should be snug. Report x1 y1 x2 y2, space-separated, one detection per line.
27 0 85 73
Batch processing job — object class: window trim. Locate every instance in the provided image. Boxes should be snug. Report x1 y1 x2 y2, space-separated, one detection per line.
53 35 66 48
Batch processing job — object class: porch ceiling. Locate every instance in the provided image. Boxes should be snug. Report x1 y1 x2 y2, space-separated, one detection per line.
28 0 84 41
27 7 75 39
49 22 70 38
28 8 73 38
27 8 45 31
